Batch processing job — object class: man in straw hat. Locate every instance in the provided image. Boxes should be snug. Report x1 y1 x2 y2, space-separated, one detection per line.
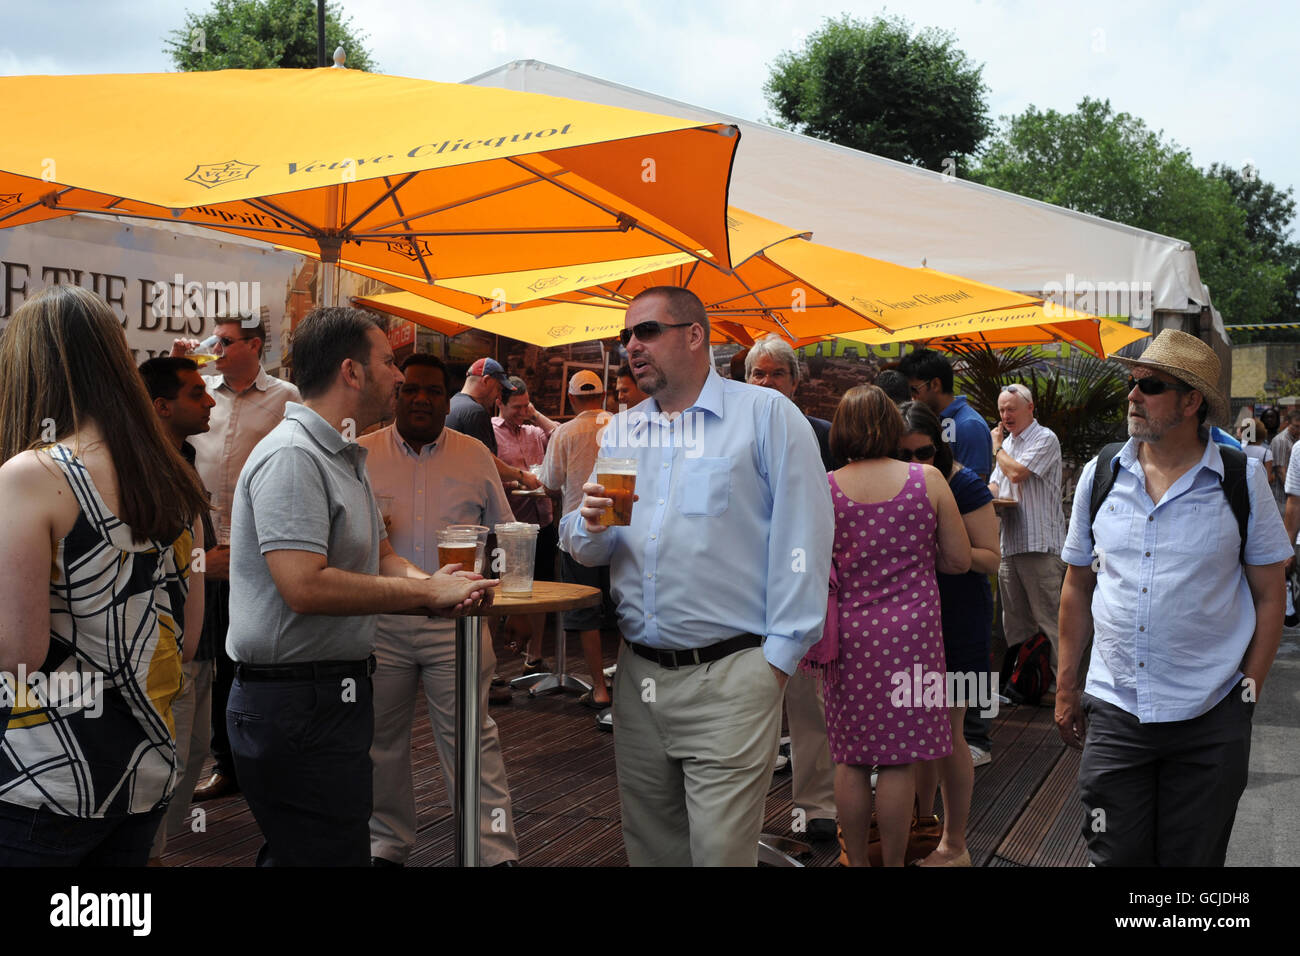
1057 328 1291 865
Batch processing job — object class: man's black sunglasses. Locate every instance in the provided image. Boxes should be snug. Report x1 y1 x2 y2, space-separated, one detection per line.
619 320 695 347
1126 376 1191 396
894 444 936 462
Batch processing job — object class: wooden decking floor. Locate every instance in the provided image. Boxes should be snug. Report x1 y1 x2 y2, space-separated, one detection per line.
165 629 1086 867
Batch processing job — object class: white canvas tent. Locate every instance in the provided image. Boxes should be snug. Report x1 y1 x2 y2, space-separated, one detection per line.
466 60 1228 353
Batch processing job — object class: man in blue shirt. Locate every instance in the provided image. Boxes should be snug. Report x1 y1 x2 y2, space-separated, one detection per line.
559 287 834 866
899 348 992 480
1057 330 1290 866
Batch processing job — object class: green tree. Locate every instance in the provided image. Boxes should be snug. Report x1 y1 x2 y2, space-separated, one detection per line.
1208 162 1300 336
164 0 377 72
764 13 991 169
970 98 1288 329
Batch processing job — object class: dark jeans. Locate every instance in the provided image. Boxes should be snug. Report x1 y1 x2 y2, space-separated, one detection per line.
227 670 374 867
0 801 164 866
207 579 237 779
1078 688 1254 866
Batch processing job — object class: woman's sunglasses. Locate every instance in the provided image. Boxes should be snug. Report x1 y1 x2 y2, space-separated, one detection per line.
619 320 695 347
894 444 936 462
1126 376 1190 396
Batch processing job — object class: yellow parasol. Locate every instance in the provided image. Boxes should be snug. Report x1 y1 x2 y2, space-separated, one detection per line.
836 304 1149 358
338 207 1038 345
0 69 739 288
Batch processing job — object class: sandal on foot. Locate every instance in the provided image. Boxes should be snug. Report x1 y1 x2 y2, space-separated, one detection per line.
578 690 612 710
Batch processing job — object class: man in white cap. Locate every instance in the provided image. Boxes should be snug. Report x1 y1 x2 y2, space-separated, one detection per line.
1057 329 1290 866
539 370 620 720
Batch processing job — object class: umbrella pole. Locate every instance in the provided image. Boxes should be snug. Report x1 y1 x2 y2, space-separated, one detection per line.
319 261 340 308
318 236 343 308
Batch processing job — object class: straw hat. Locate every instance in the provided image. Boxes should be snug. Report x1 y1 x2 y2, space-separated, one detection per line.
1114 329 1228 424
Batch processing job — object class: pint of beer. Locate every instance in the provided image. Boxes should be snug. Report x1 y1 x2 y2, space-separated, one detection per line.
595 457 637 527
437 525 487 572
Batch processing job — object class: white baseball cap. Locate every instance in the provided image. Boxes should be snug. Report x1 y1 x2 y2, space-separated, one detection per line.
568 370 605 395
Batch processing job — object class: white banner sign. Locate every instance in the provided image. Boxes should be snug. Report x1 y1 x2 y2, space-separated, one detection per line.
0 215 308 370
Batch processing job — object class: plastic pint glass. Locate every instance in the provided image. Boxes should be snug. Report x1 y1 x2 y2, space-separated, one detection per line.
493 522 539 595
595 457 637 527
437 525 487 572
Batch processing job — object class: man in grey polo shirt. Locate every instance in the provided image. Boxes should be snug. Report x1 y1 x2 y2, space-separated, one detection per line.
227 307 495 867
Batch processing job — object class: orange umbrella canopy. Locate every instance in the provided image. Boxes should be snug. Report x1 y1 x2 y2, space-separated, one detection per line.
0 69 738 279
329 207 1036 346
839 304 1149 359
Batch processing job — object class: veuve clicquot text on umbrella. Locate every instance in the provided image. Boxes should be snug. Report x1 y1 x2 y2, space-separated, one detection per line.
286 124 577 175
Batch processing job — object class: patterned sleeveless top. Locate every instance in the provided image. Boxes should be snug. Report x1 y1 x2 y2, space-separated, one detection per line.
0 445 193 817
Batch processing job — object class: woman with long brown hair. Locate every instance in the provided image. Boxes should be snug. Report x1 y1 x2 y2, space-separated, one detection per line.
0 284 207 865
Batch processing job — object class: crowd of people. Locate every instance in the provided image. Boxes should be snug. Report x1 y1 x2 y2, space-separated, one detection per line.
0 282 1287 869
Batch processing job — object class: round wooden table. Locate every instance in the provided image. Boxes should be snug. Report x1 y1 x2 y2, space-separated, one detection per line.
454 581 600 867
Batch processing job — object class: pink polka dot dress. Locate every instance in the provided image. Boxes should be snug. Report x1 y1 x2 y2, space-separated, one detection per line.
823 464 952 767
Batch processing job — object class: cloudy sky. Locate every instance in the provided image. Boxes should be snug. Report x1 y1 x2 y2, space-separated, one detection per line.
3 0 1296 229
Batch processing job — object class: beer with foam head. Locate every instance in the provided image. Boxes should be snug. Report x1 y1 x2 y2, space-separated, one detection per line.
436 525 487 573
595 457 637 527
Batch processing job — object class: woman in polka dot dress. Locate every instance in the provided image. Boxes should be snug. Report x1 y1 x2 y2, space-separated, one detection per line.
822 386 971 866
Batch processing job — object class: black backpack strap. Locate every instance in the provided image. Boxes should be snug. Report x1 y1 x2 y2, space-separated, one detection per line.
1087 442 1127 551
1217 446 1250 565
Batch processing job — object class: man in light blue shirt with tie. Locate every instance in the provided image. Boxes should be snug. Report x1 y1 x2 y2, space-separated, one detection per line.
1057 329 1290 866
559 287 834 866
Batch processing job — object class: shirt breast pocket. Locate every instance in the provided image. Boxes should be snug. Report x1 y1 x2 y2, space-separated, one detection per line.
677 457 732 517
1092 501 1137 559
1159 499 1223 555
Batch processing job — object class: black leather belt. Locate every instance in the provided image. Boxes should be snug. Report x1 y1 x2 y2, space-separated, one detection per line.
624 634 762 669
234 655 376 682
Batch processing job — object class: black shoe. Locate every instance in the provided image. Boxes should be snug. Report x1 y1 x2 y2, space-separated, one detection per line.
595 708 613 733
806 818 837 843
489 681 512 705
371 856 401 867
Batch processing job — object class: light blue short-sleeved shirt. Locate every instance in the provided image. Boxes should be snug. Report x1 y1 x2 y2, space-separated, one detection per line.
1061 436 1292 722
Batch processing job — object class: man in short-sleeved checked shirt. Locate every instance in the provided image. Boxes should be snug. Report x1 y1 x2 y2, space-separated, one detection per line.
989 384 1066 672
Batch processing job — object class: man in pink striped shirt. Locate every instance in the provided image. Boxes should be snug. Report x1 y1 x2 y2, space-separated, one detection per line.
493 377 559 671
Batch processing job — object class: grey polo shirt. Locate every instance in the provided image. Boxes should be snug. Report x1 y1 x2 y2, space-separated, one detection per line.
227 402 384 664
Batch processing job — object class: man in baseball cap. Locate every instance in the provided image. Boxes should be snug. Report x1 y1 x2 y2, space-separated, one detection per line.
568 369 604 397
1057 328 1291 865
447 358 509 456
540 370 619 725
470 357 512 392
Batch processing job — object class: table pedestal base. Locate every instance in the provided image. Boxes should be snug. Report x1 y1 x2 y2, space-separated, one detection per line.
454 615 482 868
505 604 592 699
758 833 809 866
